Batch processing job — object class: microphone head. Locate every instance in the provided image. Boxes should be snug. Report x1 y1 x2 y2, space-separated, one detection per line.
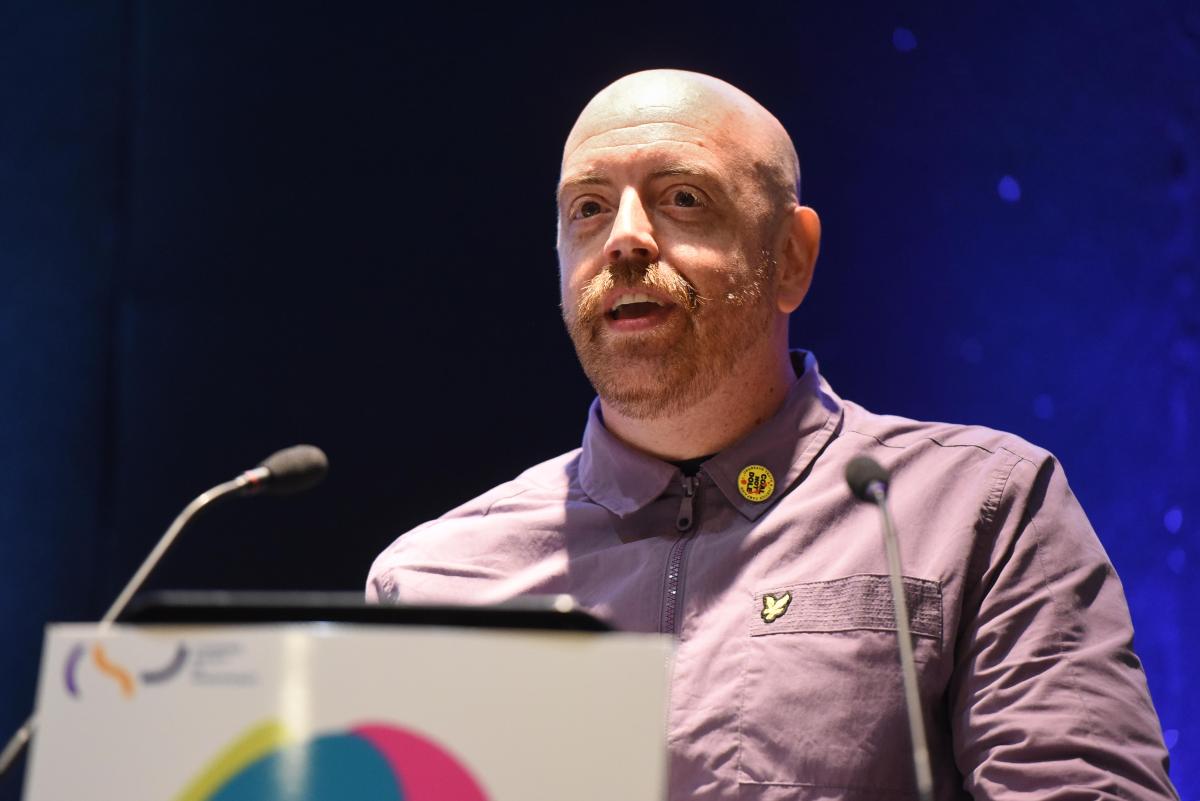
845 456 890 502
258 444 329 495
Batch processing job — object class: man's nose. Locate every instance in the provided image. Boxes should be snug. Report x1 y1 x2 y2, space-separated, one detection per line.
603 187 659 264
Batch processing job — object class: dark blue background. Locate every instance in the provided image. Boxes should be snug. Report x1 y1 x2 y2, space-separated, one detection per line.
1 2 1195 798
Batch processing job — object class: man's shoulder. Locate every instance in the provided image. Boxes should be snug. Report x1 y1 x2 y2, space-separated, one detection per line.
835 398 1095 561
383 445 586 548
366 447 589 601
838 398 1053 472
436 446 586 521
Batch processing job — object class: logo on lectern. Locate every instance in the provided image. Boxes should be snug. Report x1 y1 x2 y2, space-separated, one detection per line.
63 641 189 700
174 720 490 801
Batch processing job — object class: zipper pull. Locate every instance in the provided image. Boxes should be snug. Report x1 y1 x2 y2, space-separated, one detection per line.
676 475 699 532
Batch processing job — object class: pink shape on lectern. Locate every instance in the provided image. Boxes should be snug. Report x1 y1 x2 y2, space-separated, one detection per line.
352 723 490 801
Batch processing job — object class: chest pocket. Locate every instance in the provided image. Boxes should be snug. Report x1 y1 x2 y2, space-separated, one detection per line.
739 574 944 797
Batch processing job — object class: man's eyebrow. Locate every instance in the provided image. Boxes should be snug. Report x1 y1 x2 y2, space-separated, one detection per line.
647 162 720 182
556 163 721 202
556 171 610 201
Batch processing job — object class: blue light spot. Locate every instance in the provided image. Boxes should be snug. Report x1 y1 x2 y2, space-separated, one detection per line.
1033 394 1054 420
1164 507 1183 534
960 337 983 364
892 27 917 53
997 175 1021 202
1164 728 1180 750
1167 548 1186 574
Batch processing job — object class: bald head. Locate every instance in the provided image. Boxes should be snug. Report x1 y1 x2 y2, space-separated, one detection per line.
563 70 801 209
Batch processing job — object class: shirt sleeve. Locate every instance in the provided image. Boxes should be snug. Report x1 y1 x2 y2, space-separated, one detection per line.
950 452 1178 799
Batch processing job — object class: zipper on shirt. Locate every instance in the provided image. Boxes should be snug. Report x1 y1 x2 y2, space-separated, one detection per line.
675 474 698 533
662 474 699 635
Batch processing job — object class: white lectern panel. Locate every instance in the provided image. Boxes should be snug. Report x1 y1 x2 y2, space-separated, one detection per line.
25 623 671 801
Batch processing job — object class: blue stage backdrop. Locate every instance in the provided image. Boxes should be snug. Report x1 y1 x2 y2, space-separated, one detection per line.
0 3 1195 798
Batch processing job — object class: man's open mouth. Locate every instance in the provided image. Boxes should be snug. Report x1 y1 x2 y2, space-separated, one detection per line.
608 293 668 321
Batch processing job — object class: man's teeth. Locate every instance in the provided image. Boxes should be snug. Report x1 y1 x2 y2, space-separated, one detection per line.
610 293 665 311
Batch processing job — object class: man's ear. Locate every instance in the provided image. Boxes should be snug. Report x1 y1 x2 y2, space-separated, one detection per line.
775 205 821 314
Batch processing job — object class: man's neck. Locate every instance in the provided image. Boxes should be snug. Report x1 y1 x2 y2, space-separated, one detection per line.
599 350 799 462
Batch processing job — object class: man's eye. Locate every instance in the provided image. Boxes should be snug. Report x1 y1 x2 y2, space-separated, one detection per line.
672 189 700 208
577 200 603 218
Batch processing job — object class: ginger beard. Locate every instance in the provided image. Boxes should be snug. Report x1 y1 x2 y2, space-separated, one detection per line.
562 254 777 420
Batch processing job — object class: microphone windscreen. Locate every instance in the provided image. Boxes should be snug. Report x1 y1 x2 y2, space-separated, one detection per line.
845 455 890 501
258 444 329 495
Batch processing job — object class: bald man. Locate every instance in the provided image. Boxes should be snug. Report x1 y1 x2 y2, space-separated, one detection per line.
369 71 1177 800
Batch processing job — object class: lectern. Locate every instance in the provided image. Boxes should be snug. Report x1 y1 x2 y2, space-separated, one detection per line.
22 596 672 801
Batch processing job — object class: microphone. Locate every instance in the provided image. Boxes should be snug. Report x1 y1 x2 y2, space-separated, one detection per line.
844 456 934 801
239 444 330 497
845 455 890 502
0 444 329 780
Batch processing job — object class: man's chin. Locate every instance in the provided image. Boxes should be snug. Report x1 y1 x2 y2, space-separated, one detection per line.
583 359 712 420
568 327 680 375
596 381 708 421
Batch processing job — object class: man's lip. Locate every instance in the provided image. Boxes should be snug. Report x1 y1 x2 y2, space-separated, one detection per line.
601 287 676 315
604 302 676 333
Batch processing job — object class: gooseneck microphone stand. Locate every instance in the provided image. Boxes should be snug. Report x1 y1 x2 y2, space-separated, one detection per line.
845 455 934 801
0 445 328 780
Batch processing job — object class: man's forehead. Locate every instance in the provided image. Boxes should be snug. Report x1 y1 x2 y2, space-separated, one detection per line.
569 120 708 153
561 122 718 178
568 97 726 141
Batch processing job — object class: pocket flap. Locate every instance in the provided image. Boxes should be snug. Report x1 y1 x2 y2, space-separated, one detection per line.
751 573 942 644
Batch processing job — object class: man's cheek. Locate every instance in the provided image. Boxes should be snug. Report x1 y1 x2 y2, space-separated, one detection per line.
558 266 583 307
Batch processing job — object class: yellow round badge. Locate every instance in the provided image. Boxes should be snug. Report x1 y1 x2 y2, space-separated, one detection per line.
737 465 775 502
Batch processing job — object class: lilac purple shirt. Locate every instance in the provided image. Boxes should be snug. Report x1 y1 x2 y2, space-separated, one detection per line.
367 352 1177 800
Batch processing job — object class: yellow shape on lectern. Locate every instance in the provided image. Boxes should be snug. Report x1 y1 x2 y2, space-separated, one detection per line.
173 719 291 801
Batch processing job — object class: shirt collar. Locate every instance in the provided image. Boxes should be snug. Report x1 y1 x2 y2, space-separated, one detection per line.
578 350 844 520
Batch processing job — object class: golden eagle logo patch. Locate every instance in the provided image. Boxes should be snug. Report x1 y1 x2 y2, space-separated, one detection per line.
760 592 792 624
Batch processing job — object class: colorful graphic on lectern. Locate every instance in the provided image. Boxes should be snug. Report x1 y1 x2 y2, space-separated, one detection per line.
174 720 490 801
